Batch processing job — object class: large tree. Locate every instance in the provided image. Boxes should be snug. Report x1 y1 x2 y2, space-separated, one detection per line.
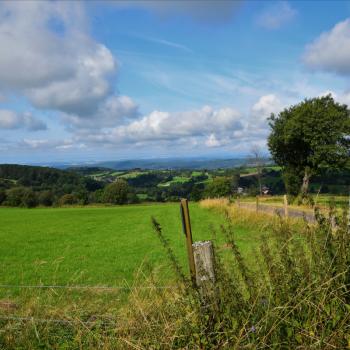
103 179 130 205
268 95 350 196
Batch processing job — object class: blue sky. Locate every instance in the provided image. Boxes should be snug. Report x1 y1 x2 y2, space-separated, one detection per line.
1 0 350 163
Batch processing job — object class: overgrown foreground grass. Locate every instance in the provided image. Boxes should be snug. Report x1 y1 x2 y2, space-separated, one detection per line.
240 194 348 212
1 201 350 349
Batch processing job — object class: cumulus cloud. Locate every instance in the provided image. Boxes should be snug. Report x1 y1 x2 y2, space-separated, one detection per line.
257 1 296 29
205 134 223 148
0 110 47 131
304 19 350 75
18 138 85 151
73 106 243 146
106 0 243 23
0 1 116 115
251 94 283 124
63 95 139 129
318 90 350 108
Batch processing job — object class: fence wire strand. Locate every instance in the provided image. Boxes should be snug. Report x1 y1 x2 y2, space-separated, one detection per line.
0 284 176 290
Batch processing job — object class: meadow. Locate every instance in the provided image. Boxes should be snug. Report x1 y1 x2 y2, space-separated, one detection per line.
1 201 350 349
0 203 263 289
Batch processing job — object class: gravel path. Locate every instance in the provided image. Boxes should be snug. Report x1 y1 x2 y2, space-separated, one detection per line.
238 202 316 223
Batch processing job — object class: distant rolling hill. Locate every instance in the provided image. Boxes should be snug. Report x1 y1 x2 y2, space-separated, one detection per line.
57 157 272 171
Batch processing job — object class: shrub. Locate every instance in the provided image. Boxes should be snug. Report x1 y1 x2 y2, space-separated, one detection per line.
5 187 37 207
205 177 232 198
103 179 129 204
21 189 38 208
0 189 6 205
38 191 54 206
6 187 26 206
59 194 77 206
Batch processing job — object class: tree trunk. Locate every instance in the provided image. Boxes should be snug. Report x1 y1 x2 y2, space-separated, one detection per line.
300 169 310 196
257 172 262 196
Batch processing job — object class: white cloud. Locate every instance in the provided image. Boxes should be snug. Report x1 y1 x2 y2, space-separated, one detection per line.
304 19 350 75
0 110 19 129
18 138 85 151
62 95 139 129
205 134 222 148
20 139 52 149
251 94 283 124
257 1 297 30
73 105 243 147
0 110 47 131
114 106 243 142
0 1 116 115
319 90 350 107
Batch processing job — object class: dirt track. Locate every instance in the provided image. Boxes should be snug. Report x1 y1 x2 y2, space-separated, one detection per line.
238 202 316 223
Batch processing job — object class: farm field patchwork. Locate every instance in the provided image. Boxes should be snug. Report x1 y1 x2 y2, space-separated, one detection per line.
0 203 263 290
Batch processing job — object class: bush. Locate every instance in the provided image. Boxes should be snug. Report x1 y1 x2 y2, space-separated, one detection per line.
21 189 38 208
103 179 129 205
89 189 104 203
6 187 26 206
0 189 6 205
59 194 77 206
205 177 232 198
5 187 37 207
38 191 54 206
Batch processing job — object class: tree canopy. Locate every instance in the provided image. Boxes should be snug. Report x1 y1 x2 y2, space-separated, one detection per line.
103 179 130 204
268 95 350 195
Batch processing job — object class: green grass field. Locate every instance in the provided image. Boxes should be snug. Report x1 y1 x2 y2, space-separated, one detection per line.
0 203 263 290
0 203 265 290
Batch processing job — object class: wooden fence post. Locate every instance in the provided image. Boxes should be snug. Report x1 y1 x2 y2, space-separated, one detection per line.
330 212 337 233
284 194 289 218
348 193 350 232
180 199 217 296
256 196 259 213
192 241 216 301
180 198 196 284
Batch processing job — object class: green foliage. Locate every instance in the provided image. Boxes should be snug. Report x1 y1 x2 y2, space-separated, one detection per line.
268 95 350 194
5 187 25 206
103 179 130 204
59 193 77 206
21 188 38 208
205 177 232 198
5 187 37 207
38 190 54 206
282 168 302 196
0 189 6 204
